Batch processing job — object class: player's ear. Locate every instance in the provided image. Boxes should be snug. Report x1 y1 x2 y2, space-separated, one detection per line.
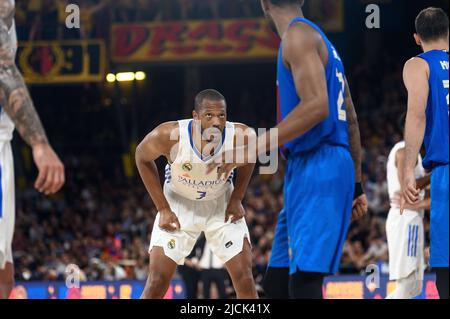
413 33 422 47
261 0 269 12
192 110 198 120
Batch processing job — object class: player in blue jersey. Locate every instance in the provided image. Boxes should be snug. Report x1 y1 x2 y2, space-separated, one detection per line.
208 0 367 299
402 7 449 299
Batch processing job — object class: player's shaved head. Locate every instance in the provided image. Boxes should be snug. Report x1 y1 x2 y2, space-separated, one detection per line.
194 89 226 113
415 7 449 43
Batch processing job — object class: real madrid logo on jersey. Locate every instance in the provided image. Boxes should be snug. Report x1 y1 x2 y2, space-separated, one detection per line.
182 162 193 172
168 239 176 249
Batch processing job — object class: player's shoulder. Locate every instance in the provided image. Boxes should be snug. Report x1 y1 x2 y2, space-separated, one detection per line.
283 21 320 51
150 121 180 140
154 120 179 131
232 122 256 135
403 57 431 85
232 122 251 130
389 141 405 163
403 57 430 74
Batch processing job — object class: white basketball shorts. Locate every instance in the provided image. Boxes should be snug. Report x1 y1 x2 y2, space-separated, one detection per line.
149 182 251 265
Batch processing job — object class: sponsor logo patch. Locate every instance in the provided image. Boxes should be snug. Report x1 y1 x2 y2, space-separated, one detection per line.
168 239 176 249
182 162 193 172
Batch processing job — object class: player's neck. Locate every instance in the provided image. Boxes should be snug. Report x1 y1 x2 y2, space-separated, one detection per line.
191 121 220 157
271 7 304 39
421 38 449 53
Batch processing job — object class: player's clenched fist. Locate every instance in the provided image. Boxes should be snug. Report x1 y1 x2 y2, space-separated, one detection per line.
159 208 181 232
351 194 368 221
401 170 420 213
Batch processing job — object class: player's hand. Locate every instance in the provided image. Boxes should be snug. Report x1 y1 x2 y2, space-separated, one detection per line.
225 197 245 223
159 208 181 232
401 170 419 213
32 143 65 195
351 194 368 221
392 192 420 213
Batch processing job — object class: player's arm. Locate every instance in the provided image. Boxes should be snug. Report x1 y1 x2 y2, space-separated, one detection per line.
269 25 329 150
225 123 257 223
135 122 181 232
344 79 362 183
396 148 407 192
0 1 14 28
209 26 329 174
402 58 429 206
0 8 64 195
413 197 431 210
344 78 368 220
396 148 431 190
396 193 431 211
416 174 431 190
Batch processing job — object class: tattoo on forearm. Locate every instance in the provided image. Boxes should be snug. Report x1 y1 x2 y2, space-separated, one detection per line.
344 80 363 183
0 0 14 22
1 17 48 146
347 104 362 182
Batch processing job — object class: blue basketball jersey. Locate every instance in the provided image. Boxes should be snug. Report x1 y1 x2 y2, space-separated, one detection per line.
417 50 449 170
277 17 350 155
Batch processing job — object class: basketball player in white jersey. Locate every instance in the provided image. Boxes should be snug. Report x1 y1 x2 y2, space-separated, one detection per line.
386 117 431 299
0 0 65 299
136 89 258 299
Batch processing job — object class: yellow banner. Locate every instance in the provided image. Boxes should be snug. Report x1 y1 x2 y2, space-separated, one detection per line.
111 19 280 63
17 40 106 84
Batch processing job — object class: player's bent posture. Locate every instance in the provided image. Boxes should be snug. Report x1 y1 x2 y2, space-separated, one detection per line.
402 7 449 300
0 0 65 299
386 123 431 299
210 0 367 299
136 90 258 299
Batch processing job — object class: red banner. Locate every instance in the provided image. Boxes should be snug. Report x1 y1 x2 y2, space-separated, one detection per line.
111 19 280 63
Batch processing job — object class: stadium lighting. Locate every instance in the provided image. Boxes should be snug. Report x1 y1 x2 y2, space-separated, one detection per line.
106 73 116 83
135 71 146 81
106 72 147 83
116 72 136 82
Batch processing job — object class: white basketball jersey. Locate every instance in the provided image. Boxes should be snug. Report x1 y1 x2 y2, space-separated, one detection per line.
165 119 235 201
0 7 17 143
387 141 425 206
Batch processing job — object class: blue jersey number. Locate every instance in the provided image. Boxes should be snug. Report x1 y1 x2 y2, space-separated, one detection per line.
196 191 207 200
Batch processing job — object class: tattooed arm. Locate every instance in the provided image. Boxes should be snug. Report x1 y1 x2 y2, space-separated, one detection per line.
344 78 362 183
0 4 65 194
344 78 368 221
